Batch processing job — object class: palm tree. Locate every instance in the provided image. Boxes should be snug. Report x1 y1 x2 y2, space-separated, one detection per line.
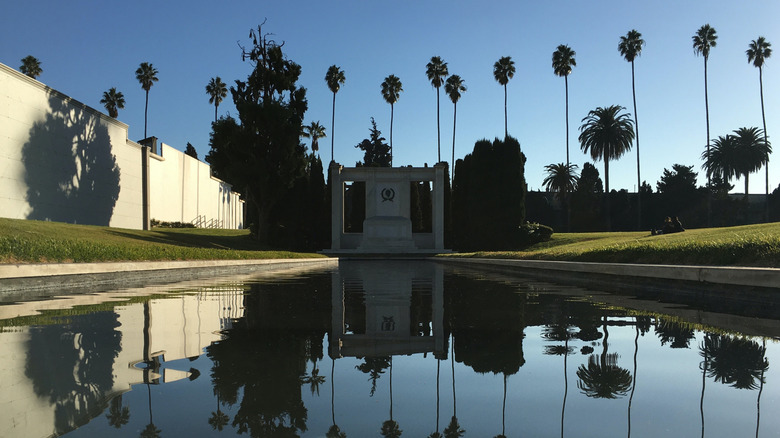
552 45 577 167
702 134 739 187
733 127 772 200
205 76 227 123
135 62 159 139
493 56 516 139
426 56 449 163
325 65 346 163
445 75 466 167
693 24 717 225
302 121 327 154
618 29 646 229
19 55 42 78
100 87 126 118
544 163 579 231
381 75 403 166
746 37 772 219
578 105 635 231
543 163 579 200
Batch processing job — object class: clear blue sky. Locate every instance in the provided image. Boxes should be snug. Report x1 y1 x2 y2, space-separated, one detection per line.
3 1 778 195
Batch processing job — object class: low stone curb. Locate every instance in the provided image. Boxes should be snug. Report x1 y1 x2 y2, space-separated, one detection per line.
436 258 780 289
0 258 338 294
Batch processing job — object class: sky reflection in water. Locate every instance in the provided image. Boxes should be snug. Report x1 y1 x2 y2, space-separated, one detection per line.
0 260 778 438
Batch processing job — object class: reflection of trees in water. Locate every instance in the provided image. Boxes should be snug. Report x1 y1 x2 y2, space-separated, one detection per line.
25 311 122 434
22 94 120 225
105 395 130 429
576 317 632 399
655 319 696 349
356 357 391 397
700 334 769 390
206 277 330 437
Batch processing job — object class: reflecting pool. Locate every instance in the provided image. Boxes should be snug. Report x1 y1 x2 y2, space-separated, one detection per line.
1 260 778 437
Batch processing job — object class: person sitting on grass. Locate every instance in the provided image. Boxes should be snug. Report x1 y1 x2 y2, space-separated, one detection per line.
652 216 684 235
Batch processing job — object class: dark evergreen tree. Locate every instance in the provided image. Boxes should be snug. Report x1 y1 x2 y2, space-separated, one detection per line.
206 23 308 244
452 136 526 250
656 164 705 225
570 162 603 231
355 118 391 167
184 142 198 160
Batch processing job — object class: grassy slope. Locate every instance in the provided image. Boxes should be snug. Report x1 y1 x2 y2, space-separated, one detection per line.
0 218 323 263
1 218 778 267
445 222 780 267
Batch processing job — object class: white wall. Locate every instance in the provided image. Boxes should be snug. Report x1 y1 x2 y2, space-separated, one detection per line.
149 143 243 228
0 62 242 230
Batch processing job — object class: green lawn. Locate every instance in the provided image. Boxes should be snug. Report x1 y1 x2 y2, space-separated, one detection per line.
445 222 780 267
0 218 323 263
2 218 778 267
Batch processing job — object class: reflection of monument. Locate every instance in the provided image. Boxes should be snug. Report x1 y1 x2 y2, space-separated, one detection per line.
329 261 445 358
327 163 449 253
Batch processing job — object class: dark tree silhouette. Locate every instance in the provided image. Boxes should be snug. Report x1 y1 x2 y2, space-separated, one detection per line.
135 62 159 139
578 105 635 231
20 55 42 78
426 56 449 163
493 56 515 139
618 29 646 229
693 24 717 225
381 74 403 166
206 76 228 123
746 37 772 220
100 87 125 118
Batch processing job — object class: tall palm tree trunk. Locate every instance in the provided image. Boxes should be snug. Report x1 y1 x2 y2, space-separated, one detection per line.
565 76 570 167
437 87 442 163
605 158 611 231
503 84 508 138
565 76 571 232
452 102 457 169
331 92 336 163
632 61 642 230
144 90 149 139
390 104 395 167
704 59 712 227
745 174 750 201
214 103 218 124
759 67 769 222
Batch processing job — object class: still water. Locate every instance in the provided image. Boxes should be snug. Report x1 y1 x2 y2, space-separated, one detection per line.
1 260 778 438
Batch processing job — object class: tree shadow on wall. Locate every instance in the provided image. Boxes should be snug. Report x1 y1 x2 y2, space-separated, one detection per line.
22 94 120 225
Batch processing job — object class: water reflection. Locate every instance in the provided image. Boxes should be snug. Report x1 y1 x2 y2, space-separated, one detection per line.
0 261 778 437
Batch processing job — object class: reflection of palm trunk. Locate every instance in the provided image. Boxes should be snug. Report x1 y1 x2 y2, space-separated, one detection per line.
756 339 765 438
700 335 708 438
143 301 152 362
501 373 507 436
331 358 336 426
627 322 639 438
451 341 457 418
390 357 394 421
435 359 441 433
561 336 568 438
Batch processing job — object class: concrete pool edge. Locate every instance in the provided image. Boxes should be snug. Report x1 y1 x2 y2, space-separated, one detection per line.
0 258 339 294
432 257 780 289
1 256 777 293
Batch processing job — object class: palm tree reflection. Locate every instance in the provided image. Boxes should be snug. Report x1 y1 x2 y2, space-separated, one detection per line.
576 317 632 399
105 395 130 429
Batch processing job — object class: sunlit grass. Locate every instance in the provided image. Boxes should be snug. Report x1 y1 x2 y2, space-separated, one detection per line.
445 222 780 267
0 218 323 263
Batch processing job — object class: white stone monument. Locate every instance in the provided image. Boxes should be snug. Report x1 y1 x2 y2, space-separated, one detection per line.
327 163 449 254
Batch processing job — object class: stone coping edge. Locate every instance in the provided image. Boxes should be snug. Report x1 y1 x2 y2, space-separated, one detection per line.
434 258 780 289
0 258 337 280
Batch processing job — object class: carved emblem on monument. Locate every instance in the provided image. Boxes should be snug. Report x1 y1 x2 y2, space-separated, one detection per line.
381 187 395 202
